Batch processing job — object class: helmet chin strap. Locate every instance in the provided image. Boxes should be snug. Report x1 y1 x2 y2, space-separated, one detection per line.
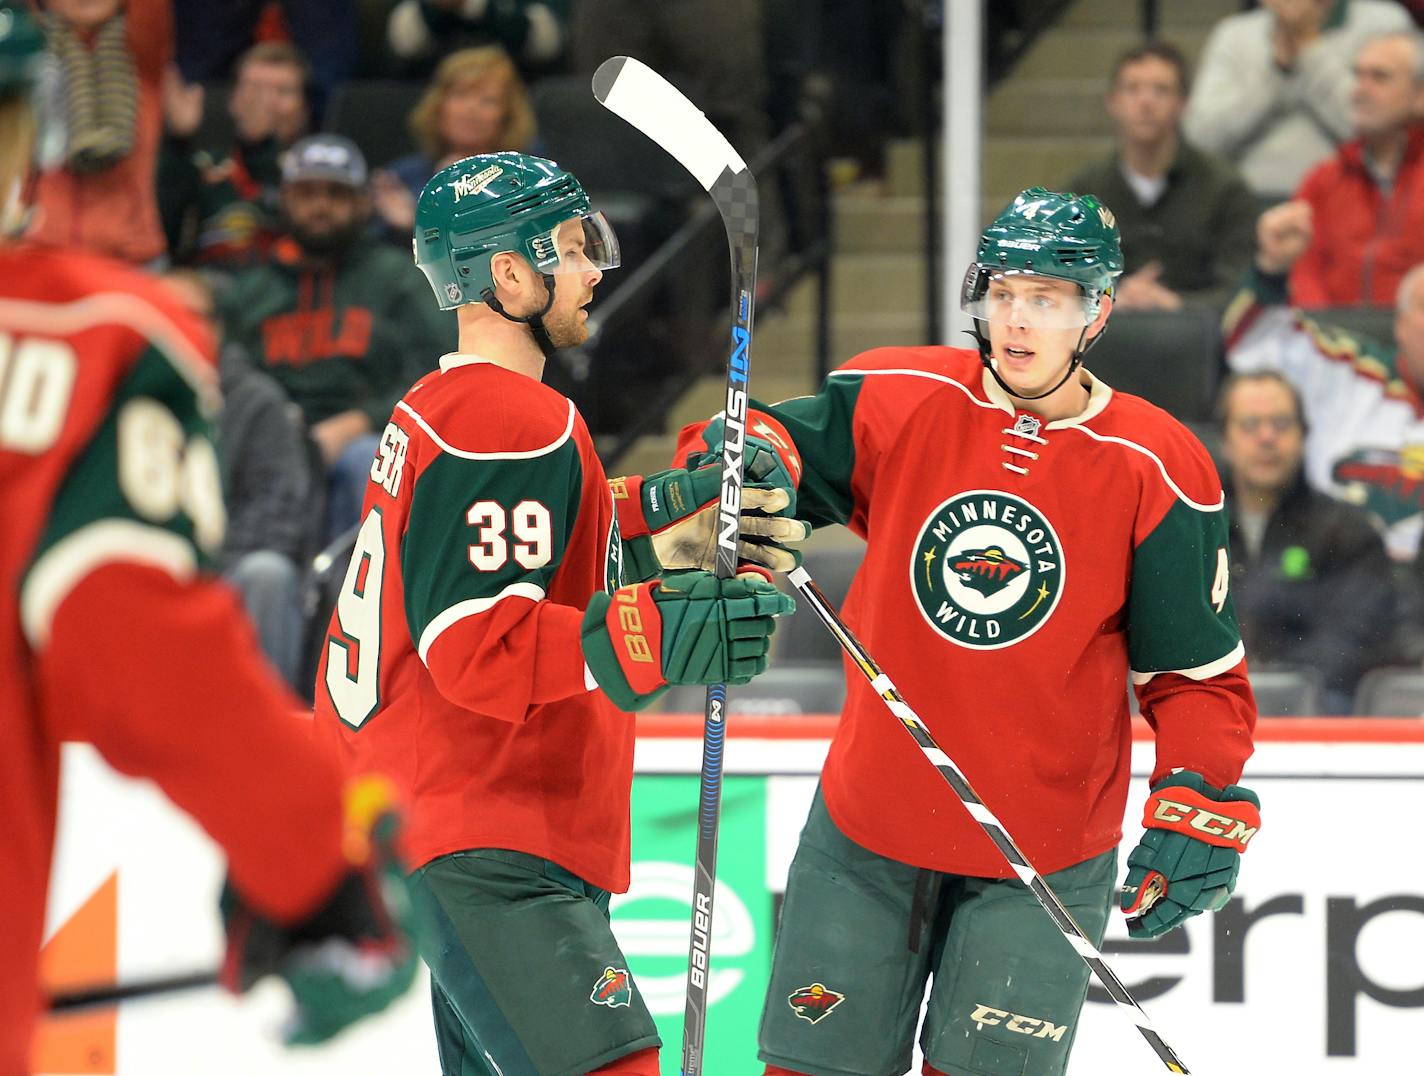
969 321 1102 403
481 273 560 358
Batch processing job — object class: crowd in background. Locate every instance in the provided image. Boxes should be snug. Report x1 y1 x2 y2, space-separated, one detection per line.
22 0 1424 715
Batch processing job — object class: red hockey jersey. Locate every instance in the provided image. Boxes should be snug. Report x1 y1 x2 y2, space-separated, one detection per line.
683 346 1257 878
313 355 635 893
0 245 348 1075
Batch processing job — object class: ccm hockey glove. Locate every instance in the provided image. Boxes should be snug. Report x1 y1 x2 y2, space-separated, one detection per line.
581 569 796 711
220 778 419 1045
1119 771 1261 939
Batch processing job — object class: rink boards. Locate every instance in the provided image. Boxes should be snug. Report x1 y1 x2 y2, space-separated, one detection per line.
37 716 1424 1075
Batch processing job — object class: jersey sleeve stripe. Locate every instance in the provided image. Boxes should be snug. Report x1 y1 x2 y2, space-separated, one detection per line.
21 520 198 648
396 398 576 460
417 581 548 664
1066 427 1225 513
1130 641 1246 685
827 367 1003 413
0 293 217 409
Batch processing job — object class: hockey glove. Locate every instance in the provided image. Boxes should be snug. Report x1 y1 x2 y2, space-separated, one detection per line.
613 413 809 578
581 569 796 711
220 777 419 1045
1118 771 1261 939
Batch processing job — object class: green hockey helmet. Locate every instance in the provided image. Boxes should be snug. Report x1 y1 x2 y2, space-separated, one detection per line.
413 151 620 311
0 5 45 98
962 187 1124 329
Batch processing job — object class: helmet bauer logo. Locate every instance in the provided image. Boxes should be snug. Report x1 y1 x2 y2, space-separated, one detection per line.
452 164 503 201
910 490 1064 649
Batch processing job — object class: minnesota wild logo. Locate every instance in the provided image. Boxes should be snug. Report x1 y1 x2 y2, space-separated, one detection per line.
590 966 632 1009
951 546 1027 596
1332 446 1424 525
910 490 1064 649
788 982 845 1024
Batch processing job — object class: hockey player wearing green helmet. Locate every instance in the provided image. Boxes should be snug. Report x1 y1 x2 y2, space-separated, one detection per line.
661 188 1261 1075
313 151 798 1075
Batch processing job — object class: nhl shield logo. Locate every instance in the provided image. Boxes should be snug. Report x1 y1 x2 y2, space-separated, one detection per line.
910 490 1064 649
788 982 845 1024
590 967 633 1009
444 281 463 304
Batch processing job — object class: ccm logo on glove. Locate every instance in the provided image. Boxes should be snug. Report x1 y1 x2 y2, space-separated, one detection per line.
1143 786 1260 852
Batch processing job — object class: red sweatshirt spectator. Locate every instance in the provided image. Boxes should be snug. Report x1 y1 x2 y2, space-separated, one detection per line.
1290 31 1424 306
29 0 170 264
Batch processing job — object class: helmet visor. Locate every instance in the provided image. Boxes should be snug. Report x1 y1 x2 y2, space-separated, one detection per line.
960 267 1096 329
543 211 621 275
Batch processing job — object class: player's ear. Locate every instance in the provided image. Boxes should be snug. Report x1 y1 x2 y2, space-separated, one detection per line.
1085 292 1113 343
489 251 527 298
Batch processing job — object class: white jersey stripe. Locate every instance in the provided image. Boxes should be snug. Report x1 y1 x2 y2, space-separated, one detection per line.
0 292 217 409
397 398 576 461
418 582 547 664
1130 640 1246 685
1065 425 1224 513
21 520 197 648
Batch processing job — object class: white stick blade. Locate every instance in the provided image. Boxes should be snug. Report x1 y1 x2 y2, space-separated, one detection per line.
591 55 747 191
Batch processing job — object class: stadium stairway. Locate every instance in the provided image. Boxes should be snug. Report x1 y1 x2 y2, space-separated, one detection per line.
611 0 1237 483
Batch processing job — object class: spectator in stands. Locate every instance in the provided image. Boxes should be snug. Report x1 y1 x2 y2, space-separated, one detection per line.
386 0 568 78
1184 0 1411 198
1280 30 1424 307
1218 370 1394 713
29 0 170 264
159 40 310 269
570 0 769 157
371 45 535 242
171 0 354 119
220 135 455 540
1068 41 1257 313
1225 200 1424 564
160 268 314 689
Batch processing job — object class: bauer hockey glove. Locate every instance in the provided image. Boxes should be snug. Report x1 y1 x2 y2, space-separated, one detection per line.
1118 770 1261 939
220 777 419 1045
611 412 809 579
581 569 796 711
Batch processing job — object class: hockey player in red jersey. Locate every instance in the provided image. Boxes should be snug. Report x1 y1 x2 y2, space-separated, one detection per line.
671 189 1262 1075
0 7 417 1074
311 151 794 1075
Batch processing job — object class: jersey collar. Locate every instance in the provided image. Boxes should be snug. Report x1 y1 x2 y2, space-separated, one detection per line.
978 365 1113 427
438 352 501 373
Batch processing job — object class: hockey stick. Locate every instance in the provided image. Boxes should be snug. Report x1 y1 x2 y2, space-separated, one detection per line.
592 56 758 1076
48 970 218 1013
785 565 1193 1074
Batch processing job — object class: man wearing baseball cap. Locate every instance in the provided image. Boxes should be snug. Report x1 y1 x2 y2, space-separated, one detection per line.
221 133 456 543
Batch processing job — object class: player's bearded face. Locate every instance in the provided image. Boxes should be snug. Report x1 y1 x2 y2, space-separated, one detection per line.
539 218 603 348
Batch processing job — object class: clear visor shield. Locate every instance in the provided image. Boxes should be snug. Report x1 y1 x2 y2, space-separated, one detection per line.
538 211 621 275
960 267 1097 330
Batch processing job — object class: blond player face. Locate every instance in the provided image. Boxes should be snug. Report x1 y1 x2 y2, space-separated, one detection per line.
982 275 1112 400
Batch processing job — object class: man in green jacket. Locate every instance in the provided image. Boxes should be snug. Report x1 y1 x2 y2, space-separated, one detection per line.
1067 40 1258 312
222 133 455 540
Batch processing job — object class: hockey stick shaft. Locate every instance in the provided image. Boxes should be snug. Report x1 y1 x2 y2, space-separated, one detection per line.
785 566 1193 1074
47 970 218 1013
592 56 760 1076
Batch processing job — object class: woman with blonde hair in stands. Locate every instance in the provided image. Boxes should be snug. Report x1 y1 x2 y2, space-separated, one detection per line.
372 44 536 240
